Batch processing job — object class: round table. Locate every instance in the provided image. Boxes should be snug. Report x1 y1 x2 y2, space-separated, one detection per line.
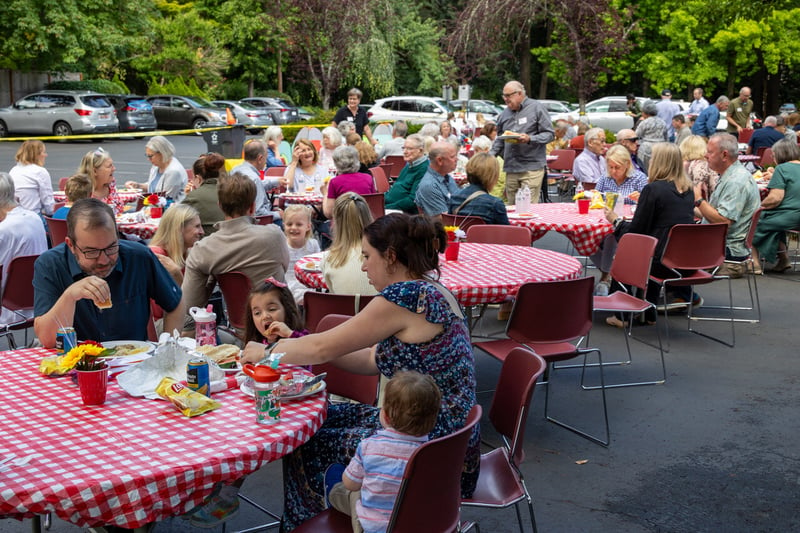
0 347 326 529
54 191 141 204
294 243 582 307
507 202 633 256
116 213 160 240
280 193 324 206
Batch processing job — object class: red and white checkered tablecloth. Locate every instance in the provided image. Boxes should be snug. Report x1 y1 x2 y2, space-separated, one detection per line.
294 243 582 307
280 193 324 206
508 203 633 256
0 347 326 529
54 191 141 204
117 221 159 240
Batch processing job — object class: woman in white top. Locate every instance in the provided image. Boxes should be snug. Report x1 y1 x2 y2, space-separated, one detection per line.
283 139 327 194
319 126 342 171
321 193 377 295
125 135 187 202
9 140 54 216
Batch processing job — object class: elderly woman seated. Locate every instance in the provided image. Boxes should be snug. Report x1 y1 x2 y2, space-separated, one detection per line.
322 145 376 218
752 139 800 273
590 145 649 296
319 126 343 170
448 153 508 224
635 101 668 174
547 120 571 154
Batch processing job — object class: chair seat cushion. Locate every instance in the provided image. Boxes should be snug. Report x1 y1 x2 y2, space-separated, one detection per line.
594 292 652 314
474 338 579 363
463 448 526 508
650 269 716 287
293 508 352 532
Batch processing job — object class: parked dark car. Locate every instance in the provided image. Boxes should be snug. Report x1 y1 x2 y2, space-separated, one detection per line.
0 90 118 138
104 94 156 132
146 95 227 130
240 97 299 124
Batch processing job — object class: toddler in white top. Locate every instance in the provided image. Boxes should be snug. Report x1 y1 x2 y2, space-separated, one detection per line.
283 204 320 305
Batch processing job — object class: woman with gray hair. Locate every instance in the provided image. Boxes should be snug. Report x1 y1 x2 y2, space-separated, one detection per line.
635 101 668 174
125 135 188 202
319 126 343 169
263 126 285 166
322 145 376 218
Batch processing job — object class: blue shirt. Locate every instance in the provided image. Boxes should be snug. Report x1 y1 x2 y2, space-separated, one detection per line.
415 167 460 216
691 105 720 138
449 184 509 224
51 206 70 219
748 126 784 153
33 240 182 342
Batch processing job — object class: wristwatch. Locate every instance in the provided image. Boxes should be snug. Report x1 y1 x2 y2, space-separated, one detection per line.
694 198 705 208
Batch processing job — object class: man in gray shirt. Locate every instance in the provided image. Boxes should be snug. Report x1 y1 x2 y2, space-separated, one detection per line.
490 80 554 204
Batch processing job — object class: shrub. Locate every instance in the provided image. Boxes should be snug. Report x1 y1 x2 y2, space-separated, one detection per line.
45 79 127 93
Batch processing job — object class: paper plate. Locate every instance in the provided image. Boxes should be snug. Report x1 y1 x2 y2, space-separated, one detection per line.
101 340 154 357
240 380 326 401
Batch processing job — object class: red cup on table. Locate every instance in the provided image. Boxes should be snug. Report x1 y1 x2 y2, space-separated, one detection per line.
150 206 163 219
577 198 590 214
445 241 460 261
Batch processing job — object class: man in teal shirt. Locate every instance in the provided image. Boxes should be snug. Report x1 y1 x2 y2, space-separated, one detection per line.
385 134 428 213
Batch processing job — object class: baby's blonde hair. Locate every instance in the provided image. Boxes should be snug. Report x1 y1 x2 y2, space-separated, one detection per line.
283 204 314 242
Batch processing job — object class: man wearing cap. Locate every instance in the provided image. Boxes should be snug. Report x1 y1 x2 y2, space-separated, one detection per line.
656 89 681 142
726 87 753 134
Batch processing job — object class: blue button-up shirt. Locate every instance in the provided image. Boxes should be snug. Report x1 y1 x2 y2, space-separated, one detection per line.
415 167 460 216
33 240 182 342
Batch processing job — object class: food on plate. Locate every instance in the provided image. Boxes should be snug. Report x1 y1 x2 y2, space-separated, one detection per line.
196 344 240 368
503 130 520 137
96 298 113 309
107 343 149 357
304 261 319 270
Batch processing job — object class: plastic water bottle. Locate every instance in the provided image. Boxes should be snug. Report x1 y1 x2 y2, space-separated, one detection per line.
575 181 584 196
521 185 531 213
515 188 524 213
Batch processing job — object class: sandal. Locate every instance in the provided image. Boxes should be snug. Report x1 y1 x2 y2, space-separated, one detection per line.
605 316 628 328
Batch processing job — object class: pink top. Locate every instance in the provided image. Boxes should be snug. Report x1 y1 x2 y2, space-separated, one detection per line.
326 172 376 199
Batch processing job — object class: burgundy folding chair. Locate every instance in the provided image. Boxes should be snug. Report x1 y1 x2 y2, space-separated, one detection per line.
0 255 38 349
649 223 734 348
378 163 394 184
311 314 379 406
441 213 486 232
254 214 274 225
462 347 546 533
382 155 406 180
264 166 286 178
473 277 609 446
293 405 482 533
592 233 666 388
361 192 386 220
45 217 68 247
216 271 253 337
738 128 754 144
545 149 577 200
369 166 390 193
466 224 531 246
303 291 375 333
58 177 69 191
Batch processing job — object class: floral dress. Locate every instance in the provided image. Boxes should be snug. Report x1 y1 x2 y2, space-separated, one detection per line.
280 279 479 530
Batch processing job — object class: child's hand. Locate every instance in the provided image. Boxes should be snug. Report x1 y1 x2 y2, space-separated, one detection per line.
242 341 267 364
266 321 293 342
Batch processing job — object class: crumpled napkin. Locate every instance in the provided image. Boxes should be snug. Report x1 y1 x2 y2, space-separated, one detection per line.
117 331 223 399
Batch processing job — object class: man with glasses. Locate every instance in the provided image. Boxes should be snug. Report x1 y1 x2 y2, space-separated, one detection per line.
573 128 607 188
615 129 646 174
33 198 184 348
726 87 754 135
230 139 283 226
385 134 429 213
490 81 554 204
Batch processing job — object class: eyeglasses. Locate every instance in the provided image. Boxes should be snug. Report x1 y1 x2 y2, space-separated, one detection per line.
621 137 639 142
502 91 520 99
402 146 421 151
145 152 157 159
74 242 119 260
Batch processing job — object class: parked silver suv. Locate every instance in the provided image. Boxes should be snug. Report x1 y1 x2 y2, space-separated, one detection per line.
0 90 119 138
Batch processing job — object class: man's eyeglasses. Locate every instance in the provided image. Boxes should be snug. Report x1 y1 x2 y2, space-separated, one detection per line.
402 146 421 151
622 137 639 142
74 242 119 259
502 91 520 99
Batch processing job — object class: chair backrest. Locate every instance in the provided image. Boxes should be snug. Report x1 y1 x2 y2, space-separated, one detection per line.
548 149 577 172
58 177 70 191
378 163 395 183
264 166 286 177
660 223 728 271
490 347 547 466
216 271 253 332
387 404 482 533
373 123 393 137
361 192 386 220
294 126 311 140
738 128 754 144
466 224 531 246
1 255 38 311
303 291 376 333
53 202 66 212
279 141 292 164
441 213 486 232
382 155 406 179
507 277 595 345
369 166 390 193
45 217 68 247
307 127 323 141
760 148 775 167
254 214 274 226
608 233 658 291
311 314 379 406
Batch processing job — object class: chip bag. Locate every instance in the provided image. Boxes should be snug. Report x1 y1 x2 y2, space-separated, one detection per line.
155 377 221 417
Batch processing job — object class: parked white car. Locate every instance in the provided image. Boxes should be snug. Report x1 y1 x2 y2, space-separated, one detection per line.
567 96 648 133
367 96 452 124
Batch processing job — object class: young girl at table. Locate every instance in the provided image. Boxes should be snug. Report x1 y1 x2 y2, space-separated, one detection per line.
283 204 321 305
187 278 309 528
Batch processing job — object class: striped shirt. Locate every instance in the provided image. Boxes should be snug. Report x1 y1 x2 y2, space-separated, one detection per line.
345 429 428 533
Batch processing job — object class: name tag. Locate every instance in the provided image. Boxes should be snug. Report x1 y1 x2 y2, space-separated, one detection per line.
518 117 528 125
737 107 743 112
347 117 354 122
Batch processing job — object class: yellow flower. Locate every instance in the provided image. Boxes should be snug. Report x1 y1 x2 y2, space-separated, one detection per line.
443 226 460 233
61 344 108 371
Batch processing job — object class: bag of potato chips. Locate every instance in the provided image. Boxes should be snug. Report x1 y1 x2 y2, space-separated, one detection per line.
155 377 221 417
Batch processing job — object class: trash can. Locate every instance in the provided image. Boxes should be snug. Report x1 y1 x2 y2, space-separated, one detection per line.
202 125 246 159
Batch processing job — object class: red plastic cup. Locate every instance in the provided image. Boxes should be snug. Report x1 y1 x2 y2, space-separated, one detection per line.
577 198 590 214
444 241 460 261
77 367 109 406
150 206 163 219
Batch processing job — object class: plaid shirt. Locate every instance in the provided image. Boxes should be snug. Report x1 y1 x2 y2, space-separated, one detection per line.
595 170 648 204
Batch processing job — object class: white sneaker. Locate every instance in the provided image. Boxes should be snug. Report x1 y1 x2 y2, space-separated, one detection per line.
594 281 610 297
